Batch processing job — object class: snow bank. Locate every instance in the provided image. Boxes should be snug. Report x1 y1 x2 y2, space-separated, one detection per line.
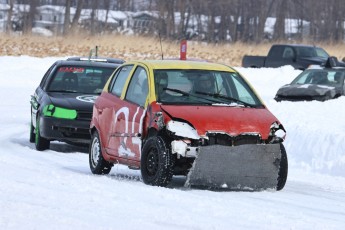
237 66 345 177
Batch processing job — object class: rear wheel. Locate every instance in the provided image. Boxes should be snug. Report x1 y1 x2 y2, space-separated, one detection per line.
277 143 288 191
141 136 175 187
89 130 113 175
35 115 50 151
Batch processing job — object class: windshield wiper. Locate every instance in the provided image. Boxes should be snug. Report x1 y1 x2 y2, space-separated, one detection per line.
195 91 256 107
164 87 190 96
164 87 221 104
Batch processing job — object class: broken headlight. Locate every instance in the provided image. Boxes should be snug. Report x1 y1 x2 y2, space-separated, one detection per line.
269 122 286 143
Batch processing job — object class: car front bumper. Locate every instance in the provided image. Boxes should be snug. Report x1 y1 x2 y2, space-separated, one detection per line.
39 116 91 144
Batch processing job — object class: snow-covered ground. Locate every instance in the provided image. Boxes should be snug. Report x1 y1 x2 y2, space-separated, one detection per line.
0 56 345 230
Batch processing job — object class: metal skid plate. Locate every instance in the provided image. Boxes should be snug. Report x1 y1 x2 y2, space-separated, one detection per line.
185 144 281 191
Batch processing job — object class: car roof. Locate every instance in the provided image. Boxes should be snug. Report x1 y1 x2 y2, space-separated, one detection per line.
67 56 125 64
274 44 323 48
54 59 122 68
123 60 235 72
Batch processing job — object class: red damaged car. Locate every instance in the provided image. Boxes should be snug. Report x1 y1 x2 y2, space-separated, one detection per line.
89 60 288 191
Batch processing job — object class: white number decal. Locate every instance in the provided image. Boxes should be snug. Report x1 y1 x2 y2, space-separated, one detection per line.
114 106 146 158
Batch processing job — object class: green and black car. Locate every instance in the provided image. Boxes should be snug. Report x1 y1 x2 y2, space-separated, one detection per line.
30 57 124 151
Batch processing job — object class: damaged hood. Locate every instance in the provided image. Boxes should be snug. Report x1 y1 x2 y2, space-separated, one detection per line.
160 105 278 139
276 84 336 98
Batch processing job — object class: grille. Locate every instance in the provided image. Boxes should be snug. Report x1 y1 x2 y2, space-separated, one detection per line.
77 111 92 121
206 133 261 146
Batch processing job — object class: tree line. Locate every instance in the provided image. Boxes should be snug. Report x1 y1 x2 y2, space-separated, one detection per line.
6 0 345 43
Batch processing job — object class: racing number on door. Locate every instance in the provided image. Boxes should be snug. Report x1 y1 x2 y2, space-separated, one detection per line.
108 65 149 160
113 106 146 159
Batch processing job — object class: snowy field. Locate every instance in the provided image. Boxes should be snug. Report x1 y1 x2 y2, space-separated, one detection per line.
0 56 345 230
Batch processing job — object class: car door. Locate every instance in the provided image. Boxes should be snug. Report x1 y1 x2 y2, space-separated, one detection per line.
105 65 149 163
122 65 149 163
96 64 134 157
266 45 295 68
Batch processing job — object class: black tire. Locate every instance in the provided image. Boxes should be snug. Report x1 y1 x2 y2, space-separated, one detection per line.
29 119 35 143
89 130 113 175
35 115 50 151
140 136 175 187
277 143 288 191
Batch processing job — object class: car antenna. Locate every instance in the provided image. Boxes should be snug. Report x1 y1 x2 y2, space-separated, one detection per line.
88 46 99 61
159 33 164 60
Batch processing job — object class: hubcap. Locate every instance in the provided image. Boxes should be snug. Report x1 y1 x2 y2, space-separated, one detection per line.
146 148 159 176
91 137 100 167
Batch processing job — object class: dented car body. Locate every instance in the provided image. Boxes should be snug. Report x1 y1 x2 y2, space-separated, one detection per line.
275 67 345 102
89 60 288 191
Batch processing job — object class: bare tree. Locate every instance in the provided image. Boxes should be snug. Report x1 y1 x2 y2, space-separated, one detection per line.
70 0 84 33
176 0 187 39
24 0 38 34
155 0 176 38
6 0 14 33
90 1 98 34
254 0 275 42
273 0 287 40
103 0 111 32
166 0 176 38
63 0 71 35
13 0 345 43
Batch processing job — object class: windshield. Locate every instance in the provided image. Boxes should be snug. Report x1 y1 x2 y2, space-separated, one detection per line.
291 69 344 86
154 69 263 107
47 65 115 94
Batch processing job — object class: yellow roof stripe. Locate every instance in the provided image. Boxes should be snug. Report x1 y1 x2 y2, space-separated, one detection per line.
125 60 235 72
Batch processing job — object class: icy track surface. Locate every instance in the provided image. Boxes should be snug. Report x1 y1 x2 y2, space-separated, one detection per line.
0 56 345 230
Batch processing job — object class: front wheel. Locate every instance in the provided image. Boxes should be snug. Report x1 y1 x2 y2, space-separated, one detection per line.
277 143 288 191
89 130 113 175
35 115 50 151
29 119 35 143
141 136 175 187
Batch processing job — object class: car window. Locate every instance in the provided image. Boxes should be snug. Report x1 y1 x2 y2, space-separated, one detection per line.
292 71 312 84
47 65 115 94
315 47 329 58
229 73 258 104
324 71 344 86
292 69 345 86
125 66 148 107
40 63 56 89
110 65 134 96
295 47 313 57
282 47 294 59
295 47 329 58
